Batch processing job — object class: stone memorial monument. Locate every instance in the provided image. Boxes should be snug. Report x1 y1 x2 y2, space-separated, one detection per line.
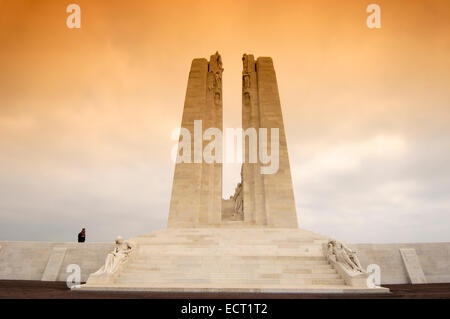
76 53 389 293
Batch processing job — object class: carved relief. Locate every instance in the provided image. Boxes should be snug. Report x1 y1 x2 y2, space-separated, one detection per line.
207 75 215 91
214 92 221 105
242 53 249 74
244 92 251 106
214 71 222 89
87 236 136 284
242 54 252 95
232 182 243 216
243 74 250 89
216 51 223 70
327 240 365 273
208 51 224 95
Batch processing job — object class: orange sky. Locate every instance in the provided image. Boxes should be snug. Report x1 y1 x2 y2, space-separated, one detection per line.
0 0 449 242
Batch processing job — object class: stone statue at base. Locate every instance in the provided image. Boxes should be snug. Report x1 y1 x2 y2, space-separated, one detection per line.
327 240 365 273
86 236 135 284
325 239 376 288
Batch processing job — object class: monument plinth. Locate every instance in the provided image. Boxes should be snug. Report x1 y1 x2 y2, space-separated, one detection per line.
76 53 388 293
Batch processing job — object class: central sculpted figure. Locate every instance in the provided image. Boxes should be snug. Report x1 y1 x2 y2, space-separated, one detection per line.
233 182 243 216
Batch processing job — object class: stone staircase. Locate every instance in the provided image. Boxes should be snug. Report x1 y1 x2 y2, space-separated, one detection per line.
79 228 388 293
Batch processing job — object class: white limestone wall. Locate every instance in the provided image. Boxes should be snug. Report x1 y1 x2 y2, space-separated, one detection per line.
0 240 449 284
351 243 450 284
0 241 113 282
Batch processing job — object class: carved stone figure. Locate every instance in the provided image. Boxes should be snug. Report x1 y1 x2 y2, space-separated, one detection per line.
208 51 223 92
232 182 243 216
243 74 250 89
214 71 222 89
242 53 249 74
93 236 135 275
215 51 223 70
327 241 337 263
327 240 365 273
244 92 251 106
214 92 221 105
208 75 215 91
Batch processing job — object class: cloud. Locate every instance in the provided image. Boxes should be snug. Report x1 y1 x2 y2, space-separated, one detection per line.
292 133 450 243
295 134 408 181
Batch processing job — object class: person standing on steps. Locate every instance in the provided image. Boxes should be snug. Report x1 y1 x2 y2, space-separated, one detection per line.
78 228 86 243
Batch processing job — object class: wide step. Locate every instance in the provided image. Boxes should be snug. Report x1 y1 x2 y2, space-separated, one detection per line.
115 275 345 286
85 228 354 290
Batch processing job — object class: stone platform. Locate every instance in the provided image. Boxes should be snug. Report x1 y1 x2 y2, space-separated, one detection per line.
75 228 388 293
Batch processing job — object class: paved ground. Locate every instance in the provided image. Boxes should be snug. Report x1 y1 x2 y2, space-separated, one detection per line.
0 280 449 298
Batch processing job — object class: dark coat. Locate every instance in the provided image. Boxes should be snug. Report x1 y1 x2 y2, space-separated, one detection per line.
78 232 85 243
